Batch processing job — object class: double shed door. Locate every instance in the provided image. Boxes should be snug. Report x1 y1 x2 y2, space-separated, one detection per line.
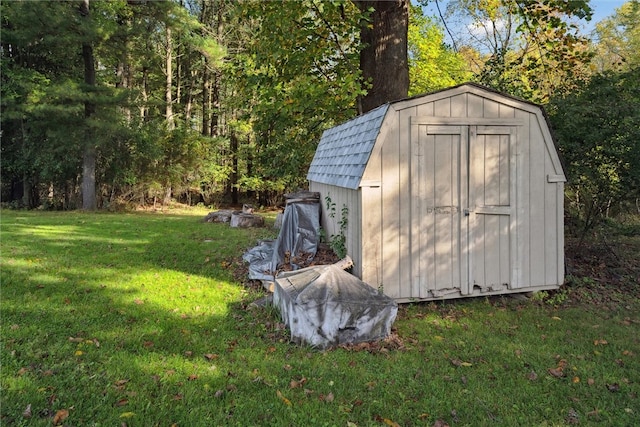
410 119 518 297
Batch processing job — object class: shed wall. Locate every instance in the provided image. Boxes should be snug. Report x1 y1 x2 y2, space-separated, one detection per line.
358 89 564 300
309 181 364 279
308 85 564 301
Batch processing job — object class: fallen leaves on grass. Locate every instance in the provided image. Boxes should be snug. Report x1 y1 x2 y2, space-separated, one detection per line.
547 366 565 378
337 334 405 353
53 409 69 425
373 415 401 426
450 358 473 367
114 379 129 390
276 389 292 406
547 359 568 378
289 377 307 389
22 404 32 418
319 392 334 403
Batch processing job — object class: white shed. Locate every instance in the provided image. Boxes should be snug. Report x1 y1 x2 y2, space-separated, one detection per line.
307 83 566 302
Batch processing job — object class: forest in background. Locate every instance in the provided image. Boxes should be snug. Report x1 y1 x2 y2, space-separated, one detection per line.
1 0 638 232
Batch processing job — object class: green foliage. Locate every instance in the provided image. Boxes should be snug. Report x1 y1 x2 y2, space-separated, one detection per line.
408 6 472 95
548 69 640 232
1 0 638 212
234 0 365 189
593 0 640 72
444 0 594 103
324 195 348 259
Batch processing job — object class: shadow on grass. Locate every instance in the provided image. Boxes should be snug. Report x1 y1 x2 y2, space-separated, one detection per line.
0 210 286 424
2 211 639 426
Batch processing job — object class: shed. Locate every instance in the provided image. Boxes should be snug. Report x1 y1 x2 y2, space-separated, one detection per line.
307 83 566 302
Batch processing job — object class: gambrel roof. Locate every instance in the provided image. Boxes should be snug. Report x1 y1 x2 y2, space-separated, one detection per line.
306 103 389 190
307 83 563 191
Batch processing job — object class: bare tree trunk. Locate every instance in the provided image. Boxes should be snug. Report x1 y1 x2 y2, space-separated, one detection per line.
354 0 409 114
141 67 149 120
116 12 132 123
165 25 174 130
164 25 174 206
202 67 210 135
230 131 238 205
80 0 97 210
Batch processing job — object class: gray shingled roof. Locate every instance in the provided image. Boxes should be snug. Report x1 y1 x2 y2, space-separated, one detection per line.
307 103 389 190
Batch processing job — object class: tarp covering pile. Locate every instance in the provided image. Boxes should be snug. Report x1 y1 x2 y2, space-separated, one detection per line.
243 191 320 281
273 264 398 349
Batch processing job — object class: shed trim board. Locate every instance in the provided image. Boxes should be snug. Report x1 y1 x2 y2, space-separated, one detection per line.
308 83 565 302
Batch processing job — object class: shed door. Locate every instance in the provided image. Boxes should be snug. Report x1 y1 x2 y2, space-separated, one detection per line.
412 124 515 298
468 126 516 294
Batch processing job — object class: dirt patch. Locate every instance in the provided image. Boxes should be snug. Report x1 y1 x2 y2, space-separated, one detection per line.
561 232 640 308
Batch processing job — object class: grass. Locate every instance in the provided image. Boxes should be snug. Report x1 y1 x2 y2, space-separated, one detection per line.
1 209 639 426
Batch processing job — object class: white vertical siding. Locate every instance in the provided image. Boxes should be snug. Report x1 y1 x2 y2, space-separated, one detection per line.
309 182 363 278
308 84 565 301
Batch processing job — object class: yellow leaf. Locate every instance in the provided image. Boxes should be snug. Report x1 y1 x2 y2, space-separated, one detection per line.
119 412 136 418
75 350 83 356
572 376 580 383
552 316 561 320
460 362 473 367
276 389 291 406
382 417 400 427
434 335 444 341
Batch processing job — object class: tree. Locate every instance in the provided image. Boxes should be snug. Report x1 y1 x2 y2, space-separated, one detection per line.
2 1 89 208
80 0 98 210
442 0 593 103
233 0 364 199
408 6 471 95
548 69 640 232
592 0 640 72
354 0 410 113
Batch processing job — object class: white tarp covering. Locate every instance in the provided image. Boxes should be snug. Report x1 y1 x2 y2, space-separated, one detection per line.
242 192 320 281
274 264 398 349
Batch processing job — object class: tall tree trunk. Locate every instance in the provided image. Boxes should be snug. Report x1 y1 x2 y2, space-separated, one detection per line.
165 25 174 130
164 24 174 206
141 67 149 120
202 67 210 136
116 12 132 123
230 131 238 205
80 0 97 210
354 0 409 113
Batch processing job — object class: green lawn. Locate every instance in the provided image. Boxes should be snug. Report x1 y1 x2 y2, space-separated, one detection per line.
1 209 638 426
